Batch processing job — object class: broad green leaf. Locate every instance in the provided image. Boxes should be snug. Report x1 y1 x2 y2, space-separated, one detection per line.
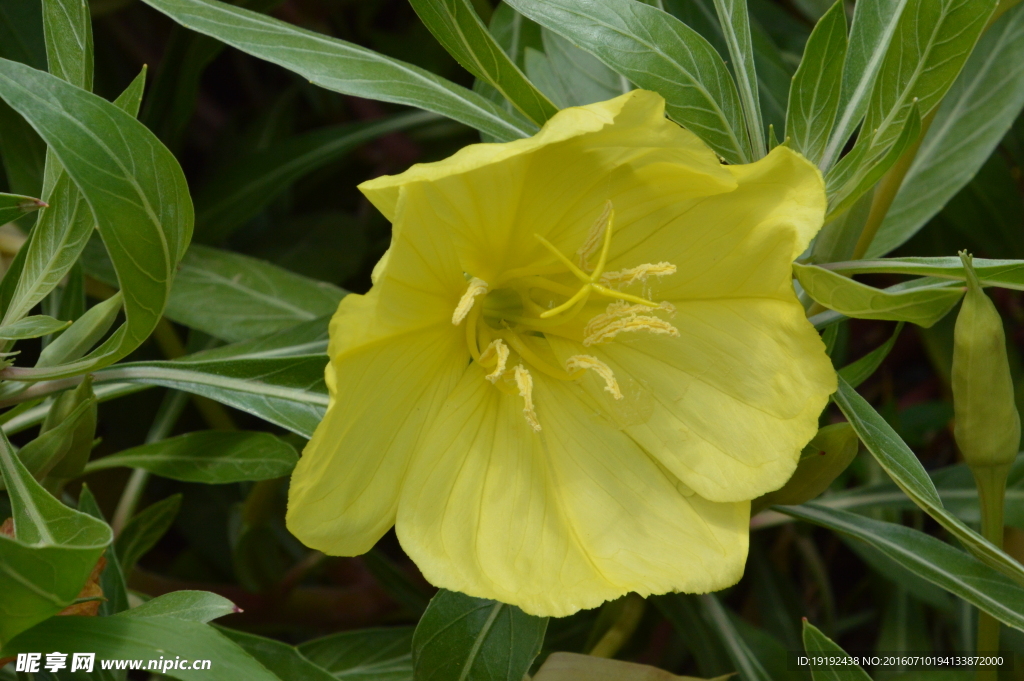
3 615 280 681
183 316 329 361
219 628 337 681
409 0 556 126
782 503 1024 631
115 493 182 574
832 375 1024 588
711 0 765 158
871 2 1024 257
298 626 415 680
77 485 129 617
84 431 298 482
0 59 192 380
139 0 534 141
412 589 547 681
785 0 846 166
753 423 859 513
41 0 93 91
0 192 44 223
794 263 963 327
1 64 145 331
193 112 437 242
83 240 343 343
824 256 1024 289
0 429 110 645
820 0 909 170
698 594 772 681
504 0 752 163
524 48 568 109
0 314 68 340
801 619 872 681
94 355 329 437
838 321 904 388
541 29 623 107
861 0 997 155
121 591 238 623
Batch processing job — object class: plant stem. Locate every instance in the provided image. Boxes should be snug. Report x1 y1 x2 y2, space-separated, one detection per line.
973 463 1010 679
588 593 646 658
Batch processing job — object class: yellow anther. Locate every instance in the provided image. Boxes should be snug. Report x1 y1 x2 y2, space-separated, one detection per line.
600 262 677 288
480 339 510 383
566 354 622 400
514 364 541 432
453 277 489 325
584 300 679 346
576 201 613 271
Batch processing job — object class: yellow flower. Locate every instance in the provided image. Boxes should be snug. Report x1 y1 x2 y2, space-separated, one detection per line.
286 90 836 617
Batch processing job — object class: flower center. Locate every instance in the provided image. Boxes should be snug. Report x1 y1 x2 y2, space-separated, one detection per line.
451 201 679 431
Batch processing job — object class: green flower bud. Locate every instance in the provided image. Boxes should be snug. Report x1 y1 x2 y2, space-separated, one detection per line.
952 252 1020 470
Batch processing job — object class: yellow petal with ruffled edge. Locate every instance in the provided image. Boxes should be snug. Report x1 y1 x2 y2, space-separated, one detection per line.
396 364 749 617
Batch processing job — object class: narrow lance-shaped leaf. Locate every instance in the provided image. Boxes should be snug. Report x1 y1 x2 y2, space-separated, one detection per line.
832 375 1024 587
0 192 45 223
0 60 192 380
698 594 773 681
505 0 752 164
116 493 182 574
785 0 847 167
824 256 1024 288
711 0 765 158
819 0 909 170
801 619 873 681
871 2 1024 257
0 314 69 340
794 263 963 327
838 321 904 388
139 0 535 141
409 0 557 126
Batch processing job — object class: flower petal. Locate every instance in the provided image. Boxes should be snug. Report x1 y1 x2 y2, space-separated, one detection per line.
553 297 836 503
604 145 826 303
286 324 466 555
360 90 734 284
396 366 749 617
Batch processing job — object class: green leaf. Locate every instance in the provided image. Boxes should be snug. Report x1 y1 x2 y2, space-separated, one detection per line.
871 2 1024 257
193 112 437 243
0 314 68 340
121 590 238 623
0 58 193 380
0 429 110 646
861 0 997 155
298 626 415 679
711 0 765 158
77 485 129 617
0 191 45 223
838 321 904 388
487 3 542 70
753 423 859 513
832 375 1024 588
139 0 534 141
823 256 1024 289
219 628 338 681
10 395 94 482
2 615 281 681
409 0 556 126
84 431 298 483
794 263 963 327
698 594 772 681
115 493 182 574
412 589 547 681
541 29 623 107
785 0 846 166
841 537 956 614
801 619 872 681
94 355 329 437
504 0 752 163
41 0 93 91
34 293 122 368
652 594 732 678
820 0 909 170
781 503 1024 631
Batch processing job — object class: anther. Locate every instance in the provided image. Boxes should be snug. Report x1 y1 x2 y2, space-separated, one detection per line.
566 355 623 399
576 201 613 271
480 339 510 383
584 300 679 346
452 277 488 325
600 262 677 288
514 364 542 432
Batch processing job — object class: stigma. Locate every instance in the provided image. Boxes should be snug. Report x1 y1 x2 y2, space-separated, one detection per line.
450 201 678 431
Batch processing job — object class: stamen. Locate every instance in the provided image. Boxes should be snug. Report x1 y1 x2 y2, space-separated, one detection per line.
452 277 488 325
576 201 613 271
566 354 623 399
584 300 679 346
480 339 509 383
600 262 677 288
514 364 541 432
